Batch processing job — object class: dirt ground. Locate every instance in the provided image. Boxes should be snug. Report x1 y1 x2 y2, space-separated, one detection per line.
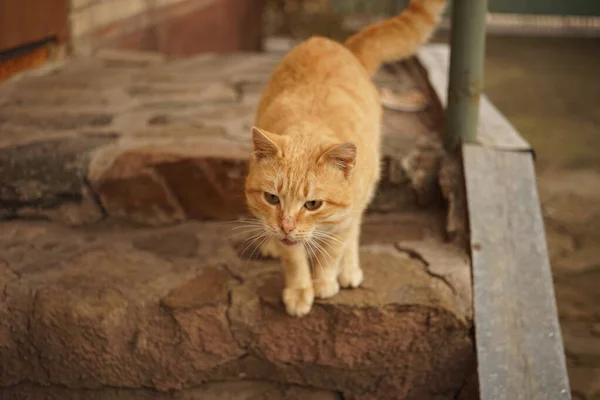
483 35 600 400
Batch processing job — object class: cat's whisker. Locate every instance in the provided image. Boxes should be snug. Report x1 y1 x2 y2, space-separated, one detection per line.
218 218 261 226
229 227 264 239
306 238 324 274
318 244 335 266
231 225 264 232
229 220 267 238
216 220 242 226
231 218 263 223
231 223 265 231
313 235 338 253
238 232 268 259
245 234 271 267
238 237 261 258
303 240 317 276
243 237 269 267
313 230 345 247
227 225 265 236
313 229 343 241
310 237 335 268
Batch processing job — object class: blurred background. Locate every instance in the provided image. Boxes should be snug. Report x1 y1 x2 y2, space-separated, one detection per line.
0 0 599 398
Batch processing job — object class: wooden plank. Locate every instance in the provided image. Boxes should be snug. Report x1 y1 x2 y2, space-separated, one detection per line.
417 44 531 151
463 144 571 400
477 95 532 151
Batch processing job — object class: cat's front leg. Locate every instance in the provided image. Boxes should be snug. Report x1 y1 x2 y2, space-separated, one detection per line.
311 233 347 299
338 219 363 289
279 243 314 317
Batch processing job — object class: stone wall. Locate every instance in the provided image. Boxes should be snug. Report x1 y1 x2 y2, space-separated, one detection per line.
69 0 265 56
263 0 399 40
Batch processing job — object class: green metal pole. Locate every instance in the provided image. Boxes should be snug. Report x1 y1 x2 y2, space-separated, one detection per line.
444 0 488 151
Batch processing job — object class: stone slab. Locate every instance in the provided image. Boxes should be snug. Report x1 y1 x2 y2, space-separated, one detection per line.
0 137 110 224
0 50 445 225
3 380 342 400
0 213 472 400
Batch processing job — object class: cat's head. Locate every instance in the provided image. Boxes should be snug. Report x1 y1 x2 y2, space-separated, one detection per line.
245 127 356 246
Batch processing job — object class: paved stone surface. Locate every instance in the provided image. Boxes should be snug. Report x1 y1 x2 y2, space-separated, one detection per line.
0 51 442 226
0 44 467 400
0 212 472 400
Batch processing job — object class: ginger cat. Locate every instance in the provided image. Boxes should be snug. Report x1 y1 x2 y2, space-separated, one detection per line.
245 0 448 317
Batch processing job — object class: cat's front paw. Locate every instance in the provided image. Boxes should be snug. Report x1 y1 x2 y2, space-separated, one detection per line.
313 279 340 299
338 266 363 289
282 286 314 317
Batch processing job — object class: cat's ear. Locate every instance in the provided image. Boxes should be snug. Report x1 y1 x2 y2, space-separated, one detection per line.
321 142 357 178
251 127 280 160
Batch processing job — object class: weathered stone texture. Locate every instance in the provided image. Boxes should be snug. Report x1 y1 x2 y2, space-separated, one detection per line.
0 51 446 226
0 214 472 399
0 138 109 223
0 49 469 399
3 380 342 400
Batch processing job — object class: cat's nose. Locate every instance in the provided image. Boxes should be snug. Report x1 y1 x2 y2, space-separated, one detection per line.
280 218 296 234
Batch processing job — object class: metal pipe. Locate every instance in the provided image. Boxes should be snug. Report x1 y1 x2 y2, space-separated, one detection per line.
444 0 489 151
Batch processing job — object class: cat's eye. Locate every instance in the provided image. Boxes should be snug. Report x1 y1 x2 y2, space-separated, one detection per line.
264 192 280 205
304 200 322 211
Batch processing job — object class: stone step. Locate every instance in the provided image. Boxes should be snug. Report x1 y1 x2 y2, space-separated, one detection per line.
3 380 341 400
0 211 473 400
0 51 444 226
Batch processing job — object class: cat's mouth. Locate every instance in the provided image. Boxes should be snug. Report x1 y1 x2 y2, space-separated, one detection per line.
280 238 298 246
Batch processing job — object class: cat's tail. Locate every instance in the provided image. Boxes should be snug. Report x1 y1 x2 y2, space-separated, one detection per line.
345 0 448 76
